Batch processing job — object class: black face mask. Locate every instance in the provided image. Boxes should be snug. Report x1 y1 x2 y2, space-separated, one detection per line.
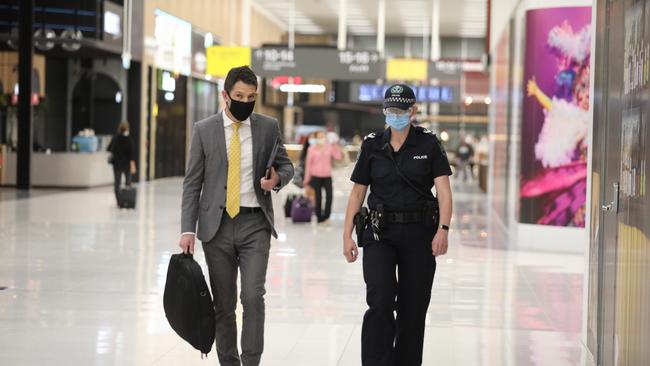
227 94 255 121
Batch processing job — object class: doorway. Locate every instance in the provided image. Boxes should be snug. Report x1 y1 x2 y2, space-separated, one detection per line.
72 72 123 136
154 70 187 179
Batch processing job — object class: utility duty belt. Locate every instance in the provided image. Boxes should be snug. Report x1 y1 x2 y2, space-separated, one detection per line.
382 211 426 224
353 202 439 246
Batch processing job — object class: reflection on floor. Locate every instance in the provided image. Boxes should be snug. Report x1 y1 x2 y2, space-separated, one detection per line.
0 167 595 365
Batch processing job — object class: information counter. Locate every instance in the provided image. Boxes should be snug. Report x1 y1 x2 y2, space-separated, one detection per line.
1 151 114 188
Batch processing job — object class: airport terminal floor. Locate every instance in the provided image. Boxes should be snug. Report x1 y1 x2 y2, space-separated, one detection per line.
0 166 595 366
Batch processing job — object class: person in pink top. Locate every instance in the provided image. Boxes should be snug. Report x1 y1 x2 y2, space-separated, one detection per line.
303 131 343 223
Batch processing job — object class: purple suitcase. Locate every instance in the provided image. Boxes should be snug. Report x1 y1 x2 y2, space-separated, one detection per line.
291 196 313 223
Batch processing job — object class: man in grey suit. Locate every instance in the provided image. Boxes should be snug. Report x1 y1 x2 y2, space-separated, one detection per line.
179 66 294 366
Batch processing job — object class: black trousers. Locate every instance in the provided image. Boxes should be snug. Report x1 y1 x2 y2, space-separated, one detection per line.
113 166 132 202
309 176 333 222
361 223 437 366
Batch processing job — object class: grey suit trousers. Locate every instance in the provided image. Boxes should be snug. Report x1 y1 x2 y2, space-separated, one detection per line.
202 210 271 366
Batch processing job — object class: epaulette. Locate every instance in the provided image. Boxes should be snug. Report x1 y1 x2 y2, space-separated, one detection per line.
363 132 377 141
415 127 435 135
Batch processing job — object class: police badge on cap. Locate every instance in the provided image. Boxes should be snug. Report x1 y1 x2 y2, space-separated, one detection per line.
383 84 416 110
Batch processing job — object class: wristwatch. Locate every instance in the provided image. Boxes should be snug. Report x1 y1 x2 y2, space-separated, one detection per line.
439 224 450 231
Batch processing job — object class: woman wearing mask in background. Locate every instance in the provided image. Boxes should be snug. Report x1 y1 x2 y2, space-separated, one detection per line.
295 132 316 202
295 132 315 188
107 121 136 206
304 130 343 223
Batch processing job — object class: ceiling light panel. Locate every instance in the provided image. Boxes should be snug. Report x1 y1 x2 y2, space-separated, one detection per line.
253 0 487 38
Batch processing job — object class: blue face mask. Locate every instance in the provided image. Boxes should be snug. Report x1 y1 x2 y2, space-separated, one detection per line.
308 138 316 145
385 113 411 131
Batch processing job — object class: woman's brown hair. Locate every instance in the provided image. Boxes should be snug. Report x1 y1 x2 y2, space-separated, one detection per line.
118 121 130 134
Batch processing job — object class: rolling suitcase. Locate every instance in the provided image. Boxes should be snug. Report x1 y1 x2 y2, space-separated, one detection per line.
291 196 313 223
284 194 298 218
118 186 137 209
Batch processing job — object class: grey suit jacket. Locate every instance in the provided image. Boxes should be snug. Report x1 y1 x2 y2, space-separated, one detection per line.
181 112 294 241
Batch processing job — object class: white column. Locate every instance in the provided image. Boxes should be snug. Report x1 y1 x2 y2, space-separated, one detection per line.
337 0 347 50
423 27 429 59
228 0 236 45
430 0 441 60
285 0 296 141
377 0 386 57
287 0 295 107
288 0 295 49
241 0 251 46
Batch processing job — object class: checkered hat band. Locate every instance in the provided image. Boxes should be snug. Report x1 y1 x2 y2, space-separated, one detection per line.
385 97 415 104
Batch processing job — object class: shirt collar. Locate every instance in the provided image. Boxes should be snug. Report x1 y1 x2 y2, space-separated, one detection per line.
222 110 251 127
381 124 418 147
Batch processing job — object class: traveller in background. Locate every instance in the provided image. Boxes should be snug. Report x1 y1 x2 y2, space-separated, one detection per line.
304 130 343 223
342 84 453 365
352 130 363 146
294 132 317 202
299 132 315 164
107 121 136 205
293 132 315 188
456 136 475 182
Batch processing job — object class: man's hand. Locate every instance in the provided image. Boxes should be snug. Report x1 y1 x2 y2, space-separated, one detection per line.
431 230 449 256
343 236 359 263
260 167 280 192
179 233 196 254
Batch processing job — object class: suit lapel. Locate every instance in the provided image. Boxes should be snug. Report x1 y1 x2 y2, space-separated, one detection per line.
250 113 263 178
214 113 227 167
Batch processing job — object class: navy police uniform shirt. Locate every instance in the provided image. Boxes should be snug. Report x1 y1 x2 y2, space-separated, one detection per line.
351 125 452 212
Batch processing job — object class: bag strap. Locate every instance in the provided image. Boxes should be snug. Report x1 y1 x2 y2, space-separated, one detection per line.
383 143 436 202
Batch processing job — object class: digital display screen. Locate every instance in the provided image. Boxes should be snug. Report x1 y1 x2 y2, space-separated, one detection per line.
356 84 455 103
104 11 121 37
154 9 192 76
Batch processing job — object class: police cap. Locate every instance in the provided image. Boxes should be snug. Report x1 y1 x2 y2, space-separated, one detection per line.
383 84 416 110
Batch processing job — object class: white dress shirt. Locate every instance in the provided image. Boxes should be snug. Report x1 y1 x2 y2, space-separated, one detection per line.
222 110 259 208
181 111 260 237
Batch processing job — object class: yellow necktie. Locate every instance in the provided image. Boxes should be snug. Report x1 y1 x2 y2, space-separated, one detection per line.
226 122 241 218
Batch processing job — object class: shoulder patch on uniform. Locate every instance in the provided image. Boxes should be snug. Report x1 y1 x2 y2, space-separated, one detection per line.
364 132 376 141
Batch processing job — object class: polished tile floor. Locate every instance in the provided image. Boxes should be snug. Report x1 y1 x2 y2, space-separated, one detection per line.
0 167 595 366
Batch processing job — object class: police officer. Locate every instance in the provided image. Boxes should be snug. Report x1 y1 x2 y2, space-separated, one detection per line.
342 84 453 366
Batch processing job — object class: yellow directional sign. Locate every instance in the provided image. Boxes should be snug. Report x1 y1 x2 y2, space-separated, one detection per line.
206 46 252 77
386 58 428 81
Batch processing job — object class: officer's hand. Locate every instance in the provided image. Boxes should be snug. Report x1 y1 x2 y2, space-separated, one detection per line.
431 231 448 256
343 237 359 263
179 234 196 255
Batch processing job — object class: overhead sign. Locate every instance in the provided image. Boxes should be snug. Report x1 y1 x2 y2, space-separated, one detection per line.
206 46 252 77
386 58 428 81
251 47 384 80
351 83 456 104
